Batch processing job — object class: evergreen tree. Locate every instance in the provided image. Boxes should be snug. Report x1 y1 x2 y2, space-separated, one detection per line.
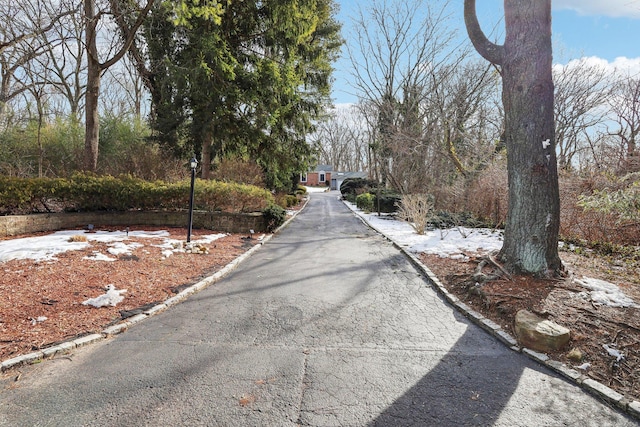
132 0 342 190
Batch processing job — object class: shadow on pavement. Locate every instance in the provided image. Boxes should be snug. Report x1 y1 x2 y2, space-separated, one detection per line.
368 327 529 426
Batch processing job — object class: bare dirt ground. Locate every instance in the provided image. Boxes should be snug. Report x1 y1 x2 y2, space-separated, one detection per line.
421 249 640 402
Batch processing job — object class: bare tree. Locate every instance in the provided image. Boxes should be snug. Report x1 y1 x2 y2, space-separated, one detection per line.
427 59 500 178
607 74 640 173
464 0 562 276
20 48 54 178
0 0 75 120
82 0 155 171
101 54 147 120
312 106 369 172
347 0 465 193
36 6 87 119
553 58 611 170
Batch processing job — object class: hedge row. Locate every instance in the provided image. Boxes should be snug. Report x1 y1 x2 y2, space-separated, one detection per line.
341 178 401 214
0 173 275 215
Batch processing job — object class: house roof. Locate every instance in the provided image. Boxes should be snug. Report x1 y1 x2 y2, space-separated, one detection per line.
333 171 368 180
311 165 333 172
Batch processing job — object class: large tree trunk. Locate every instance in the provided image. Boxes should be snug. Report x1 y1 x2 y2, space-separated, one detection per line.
84 0 100 171
201 129 213 179
464 0 562 276
83 0 155 172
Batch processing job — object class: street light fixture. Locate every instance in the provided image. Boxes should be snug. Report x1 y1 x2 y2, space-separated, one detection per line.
187 156 198 243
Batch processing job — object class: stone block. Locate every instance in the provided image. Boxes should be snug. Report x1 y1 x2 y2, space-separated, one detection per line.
515 309 570 353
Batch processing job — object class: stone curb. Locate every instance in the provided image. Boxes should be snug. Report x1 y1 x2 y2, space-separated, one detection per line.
0 196 310 373
346 202 640 422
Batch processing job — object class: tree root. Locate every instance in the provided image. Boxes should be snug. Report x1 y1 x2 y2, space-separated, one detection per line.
471 252 512 283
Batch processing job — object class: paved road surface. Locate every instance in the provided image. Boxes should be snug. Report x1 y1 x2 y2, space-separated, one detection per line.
1 191 636 426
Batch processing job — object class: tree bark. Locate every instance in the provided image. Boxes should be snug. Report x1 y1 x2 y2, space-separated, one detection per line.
464 0 562 276
84 0 100 171
83 0 156 172
201 129 212 179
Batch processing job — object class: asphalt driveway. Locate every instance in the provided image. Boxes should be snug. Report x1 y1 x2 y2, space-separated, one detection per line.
0 191 636 426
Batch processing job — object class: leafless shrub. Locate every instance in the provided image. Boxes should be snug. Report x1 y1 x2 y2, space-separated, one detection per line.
397 194 434 235
210 157 265 187
560 172 640 245
463 160 508 227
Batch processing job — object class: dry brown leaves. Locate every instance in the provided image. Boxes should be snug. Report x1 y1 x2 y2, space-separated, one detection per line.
0 227 259 362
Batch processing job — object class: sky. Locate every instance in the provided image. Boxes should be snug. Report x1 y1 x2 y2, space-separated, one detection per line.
331 0 640 105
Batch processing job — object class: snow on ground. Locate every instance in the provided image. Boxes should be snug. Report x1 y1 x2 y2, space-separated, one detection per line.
83 251 117 262
575 277 640 308
0 229 226 263
153 233 228 258
82 284 127 308
0 234 88 263
343 200 503 257
305 186 330 193
343 199 638 309
107 241 144 256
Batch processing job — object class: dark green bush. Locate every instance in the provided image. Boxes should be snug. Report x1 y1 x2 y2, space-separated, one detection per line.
0 173 274 215
0 176 68 213
273 192 299 209
340 178 378 202
262 204 286 232
375 192 401 213
285 195 299 207
356 193 375 212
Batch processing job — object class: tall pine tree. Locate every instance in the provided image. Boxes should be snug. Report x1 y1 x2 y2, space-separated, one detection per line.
131 0 342 190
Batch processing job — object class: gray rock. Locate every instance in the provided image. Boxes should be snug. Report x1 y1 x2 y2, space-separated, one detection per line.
515 309 571 353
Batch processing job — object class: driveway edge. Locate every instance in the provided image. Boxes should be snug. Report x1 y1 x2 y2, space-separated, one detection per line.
346 202 640 422
1 197 310 373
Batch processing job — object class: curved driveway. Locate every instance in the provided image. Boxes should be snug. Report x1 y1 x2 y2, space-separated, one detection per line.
0 191 636 426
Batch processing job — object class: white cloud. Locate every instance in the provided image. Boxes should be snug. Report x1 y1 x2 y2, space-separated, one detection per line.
555 56 640 78
554 0 640 18
607 56 640 75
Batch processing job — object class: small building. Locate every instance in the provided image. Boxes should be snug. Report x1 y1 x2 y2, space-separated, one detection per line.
301 165 368 190
300 165 333 187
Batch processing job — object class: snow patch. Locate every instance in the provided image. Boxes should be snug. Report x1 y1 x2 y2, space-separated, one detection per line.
155 233 227 258
576 277 639 308
603 344 624 362
30 316 47 325
83 251 117 262
575 362 591 370
107 241 143 256
0 234 89 262
82 284 127 308
0 228 222 264
344 201 503 256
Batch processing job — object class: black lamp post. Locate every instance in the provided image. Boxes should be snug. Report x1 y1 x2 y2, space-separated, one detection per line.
187 156 198 243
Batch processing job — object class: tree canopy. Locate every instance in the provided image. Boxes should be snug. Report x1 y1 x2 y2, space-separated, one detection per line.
134 0 342 190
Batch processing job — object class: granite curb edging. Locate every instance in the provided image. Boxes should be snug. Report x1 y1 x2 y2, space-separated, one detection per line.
346 202 640 422
0 197 310 373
